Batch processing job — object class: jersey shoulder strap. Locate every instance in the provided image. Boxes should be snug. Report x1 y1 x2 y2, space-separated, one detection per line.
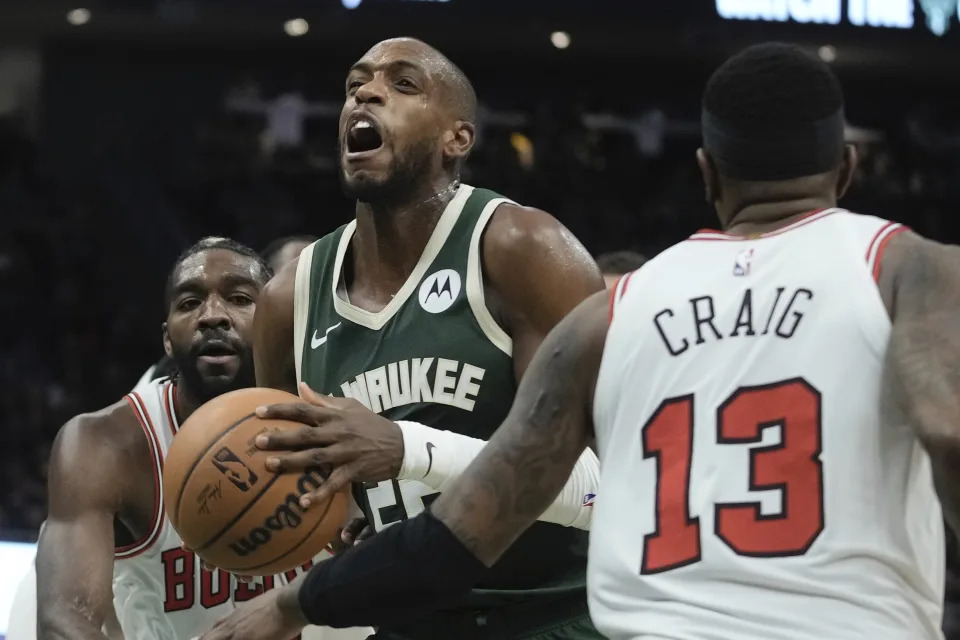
294 228 349 383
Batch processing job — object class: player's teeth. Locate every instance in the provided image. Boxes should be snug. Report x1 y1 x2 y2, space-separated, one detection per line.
355 121 372 130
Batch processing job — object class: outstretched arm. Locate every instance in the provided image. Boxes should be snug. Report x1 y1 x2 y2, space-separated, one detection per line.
881 230 960 535
198 290 611 639
428 287 608 561
37 415 132 640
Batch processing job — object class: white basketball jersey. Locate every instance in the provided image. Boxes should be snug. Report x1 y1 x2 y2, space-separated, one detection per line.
590 210 945 640
113 377 371 640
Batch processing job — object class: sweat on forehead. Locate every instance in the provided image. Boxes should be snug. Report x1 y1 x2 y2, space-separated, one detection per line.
359 37 477 123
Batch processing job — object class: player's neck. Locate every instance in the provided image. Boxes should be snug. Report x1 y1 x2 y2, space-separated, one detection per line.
352 178 459 281
172 380 201 424
722 196 836 236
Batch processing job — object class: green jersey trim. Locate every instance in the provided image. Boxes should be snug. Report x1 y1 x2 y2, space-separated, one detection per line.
330 185 474 331
293 240 320 383
466 195 514 356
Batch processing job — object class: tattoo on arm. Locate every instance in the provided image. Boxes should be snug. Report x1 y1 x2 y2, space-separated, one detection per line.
883 231 960 534
432 291 610 565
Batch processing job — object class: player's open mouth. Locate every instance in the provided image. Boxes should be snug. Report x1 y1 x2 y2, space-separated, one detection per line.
345 114 384 157
197 340 238 365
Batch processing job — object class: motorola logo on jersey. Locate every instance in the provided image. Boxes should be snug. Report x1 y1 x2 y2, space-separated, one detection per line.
211 447 258 492
419 269 461 314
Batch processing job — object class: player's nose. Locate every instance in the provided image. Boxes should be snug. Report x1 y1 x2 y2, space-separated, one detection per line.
196 296 231 330
355 75 387 105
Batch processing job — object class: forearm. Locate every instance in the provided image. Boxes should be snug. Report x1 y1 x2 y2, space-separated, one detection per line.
397 421 597 529
39 609 113 640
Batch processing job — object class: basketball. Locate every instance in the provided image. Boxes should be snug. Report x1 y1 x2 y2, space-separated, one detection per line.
162 387 348 576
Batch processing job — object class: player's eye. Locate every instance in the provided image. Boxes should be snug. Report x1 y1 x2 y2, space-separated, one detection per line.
396 78 417 91
177 298 200 311
228 294 254 306
347 80 364 95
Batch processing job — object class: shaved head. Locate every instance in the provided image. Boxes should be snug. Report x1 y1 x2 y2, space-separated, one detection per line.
340 37 478 204
363 37 477 124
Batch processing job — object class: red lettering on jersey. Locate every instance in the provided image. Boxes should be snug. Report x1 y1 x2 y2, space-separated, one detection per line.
640 378 825 573
161 548 195 612
284 560 314 582
200 567 231 609
641 395 702 574
715 379 824 556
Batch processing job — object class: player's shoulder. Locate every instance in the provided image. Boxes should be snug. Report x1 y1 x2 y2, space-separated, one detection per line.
483 201 597 277
485 202 565 251
51 397 148 476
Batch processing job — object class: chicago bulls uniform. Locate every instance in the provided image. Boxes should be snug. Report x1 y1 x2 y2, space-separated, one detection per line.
590 210 945 640
114 377 371 640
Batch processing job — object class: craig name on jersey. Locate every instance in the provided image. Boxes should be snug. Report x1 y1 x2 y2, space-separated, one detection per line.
653 284 813 356
336 356 486 413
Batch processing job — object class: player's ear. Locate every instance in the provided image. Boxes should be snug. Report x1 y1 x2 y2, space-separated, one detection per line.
444 120 475 163
696 148 720 204
162 323 173 358
836 143 858 199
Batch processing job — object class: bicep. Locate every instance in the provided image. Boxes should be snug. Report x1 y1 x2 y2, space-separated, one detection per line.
254 264 298 394
884 233 960 435
36 423 121 635
433 290 609 564
883 232 960 532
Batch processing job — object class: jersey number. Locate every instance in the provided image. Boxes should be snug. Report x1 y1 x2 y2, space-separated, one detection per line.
365 480 441 530
641 378 824 574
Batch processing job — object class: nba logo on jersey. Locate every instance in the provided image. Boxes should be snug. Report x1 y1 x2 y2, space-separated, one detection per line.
582 493 596 507
733 248 754 276
211 447 258 492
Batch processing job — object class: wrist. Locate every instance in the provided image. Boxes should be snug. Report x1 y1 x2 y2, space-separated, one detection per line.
396 421 433 480
278 579 310 628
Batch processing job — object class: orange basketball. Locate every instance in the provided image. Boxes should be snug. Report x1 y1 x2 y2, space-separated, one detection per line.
162 387 348 576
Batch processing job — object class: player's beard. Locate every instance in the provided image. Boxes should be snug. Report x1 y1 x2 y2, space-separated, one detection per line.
339 135 436 206
170 332 256 405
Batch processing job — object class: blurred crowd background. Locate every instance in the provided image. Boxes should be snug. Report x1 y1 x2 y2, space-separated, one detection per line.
2 0 960 632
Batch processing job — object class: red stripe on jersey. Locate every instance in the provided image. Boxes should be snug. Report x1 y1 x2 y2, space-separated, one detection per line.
864 221 898 263
115 393 165 559
691 208 833 241
164 382 179 436
608 276 623 324
872 226 908 282
620 270 636 300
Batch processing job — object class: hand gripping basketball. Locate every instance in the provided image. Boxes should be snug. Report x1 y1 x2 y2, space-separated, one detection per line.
254 382 405 510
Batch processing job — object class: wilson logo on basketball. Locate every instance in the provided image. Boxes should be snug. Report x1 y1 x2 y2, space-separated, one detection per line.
228 470 324 558
211 447 258 492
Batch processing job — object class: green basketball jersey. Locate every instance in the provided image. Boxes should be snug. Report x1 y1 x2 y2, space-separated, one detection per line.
293 185 588 609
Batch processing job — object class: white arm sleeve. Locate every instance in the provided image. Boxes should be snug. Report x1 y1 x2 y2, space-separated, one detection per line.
396 421 597 530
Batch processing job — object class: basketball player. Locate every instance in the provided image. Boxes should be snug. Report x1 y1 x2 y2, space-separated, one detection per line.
35 237 369 640
203 37 605 639
595 250 648 289
201 43 956 640
125 235 314 393
263 235 318 273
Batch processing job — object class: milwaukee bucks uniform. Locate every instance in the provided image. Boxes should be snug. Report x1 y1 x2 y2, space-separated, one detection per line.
293 185 597 638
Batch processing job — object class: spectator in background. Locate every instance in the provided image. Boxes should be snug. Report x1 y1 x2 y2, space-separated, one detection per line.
595 250 648 288
262 234 318 273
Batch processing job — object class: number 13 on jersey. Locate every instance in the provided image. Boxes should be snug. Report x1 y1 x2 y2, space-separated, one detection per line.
640 377 825 574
